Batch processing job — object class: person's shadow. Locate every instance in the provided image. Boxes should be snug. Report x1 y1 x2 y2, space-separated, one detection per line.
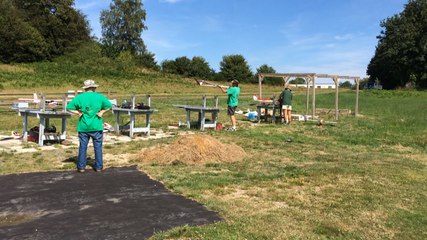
63 156 96 168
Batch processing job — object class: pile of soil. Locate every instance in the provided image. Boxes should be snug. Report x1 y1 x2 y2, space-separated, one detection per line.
136 134 246 165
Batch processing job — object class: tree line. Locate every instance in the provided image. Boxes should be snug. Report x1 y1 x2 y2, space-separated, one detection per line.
0 0 277 83
1 0 425 88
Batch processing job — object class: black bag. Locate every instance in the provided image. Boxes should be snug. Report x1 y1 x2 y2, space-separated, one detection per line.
121 101 131 109
136 102 150 110
45 125 56 133
274 94 283 106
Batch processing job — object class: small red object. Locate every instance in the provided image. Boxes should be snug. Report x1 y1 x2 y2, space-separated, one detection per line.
216 123 224 130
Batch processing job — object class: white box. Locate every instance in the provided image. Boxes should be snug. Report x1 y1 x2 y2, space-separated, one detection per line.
12 102 29 109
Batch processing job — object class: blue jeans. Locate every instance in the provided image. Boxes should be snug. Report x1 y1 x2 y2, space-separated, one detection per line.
77 131 103 170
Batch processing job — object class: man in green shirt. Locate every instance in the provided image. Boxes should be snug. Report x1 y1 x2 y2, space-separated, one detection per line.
67 80 112 172
281 87 293 125
218 79 240 131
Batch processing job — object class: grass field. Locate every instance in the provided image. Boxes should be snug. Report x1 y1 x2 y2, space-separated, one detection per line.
0 60 426 239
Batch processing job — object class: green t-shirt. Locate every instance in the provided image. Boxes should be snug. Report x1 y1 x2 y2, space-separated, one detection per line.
281 89 293 106
226 87 240 107
66 92 112 132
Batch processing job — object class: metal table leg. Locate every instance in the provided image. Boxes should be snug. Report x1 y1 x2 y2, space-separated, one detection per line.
38 117 45 146
22 112 28 143
129 113 135 138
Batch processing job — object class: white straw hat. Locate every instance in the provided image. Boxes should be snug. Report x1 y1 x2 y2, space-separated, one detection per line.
82 79 99 89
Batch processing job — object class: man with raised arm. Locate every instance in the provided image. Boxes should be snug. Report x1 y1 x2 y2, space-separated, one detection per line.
218 79 240 131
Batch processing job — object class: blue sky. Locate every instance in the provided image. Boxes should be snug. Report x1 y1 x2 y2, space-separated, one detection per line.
74 0 407 79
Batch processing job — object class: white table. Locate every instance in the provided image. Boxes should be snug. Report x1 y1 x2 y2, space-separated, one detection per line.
112 107 155 137
111 95 156 138
18 109 71 146
174 95 220 131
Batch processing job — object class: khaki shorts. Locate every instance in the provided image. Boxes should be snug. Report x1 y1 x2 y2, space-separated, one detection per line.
282 105 292 110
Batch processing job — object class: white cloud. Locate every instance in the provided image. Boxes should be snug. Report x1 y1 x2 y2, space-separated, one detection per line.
290 35 325 46
146 37 175 49
201 16 224 32
278 16 305 36
323 43 336 48
159 0 183 3
334 34 354 41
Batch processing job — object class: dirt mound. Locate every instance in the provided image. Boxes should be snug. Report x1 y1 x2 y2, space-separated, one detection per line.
136 134 246 165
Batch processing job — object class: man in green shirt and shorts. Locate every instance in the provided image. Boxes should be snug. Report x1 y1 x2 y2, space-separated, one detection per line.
67 80 112 172
218 79 240 131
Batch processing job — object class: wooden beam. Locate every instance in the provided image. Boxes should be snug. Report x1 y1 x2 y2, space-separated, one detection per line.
259 73 316 78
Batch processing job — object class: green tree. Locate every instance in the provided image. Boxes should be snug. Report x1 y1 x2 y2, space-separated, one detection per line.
116 51 135 72
289 77 305 84
161 60 178 74
100 0 147 57
135 51 159 70
256 64 278 84
339 81 353 89
367 0 427 89
173 56 192 77
219 54 253 82
191 56 214 79
100 0 158 69
14 0 90 56
0 0 48 62
0 0 90 62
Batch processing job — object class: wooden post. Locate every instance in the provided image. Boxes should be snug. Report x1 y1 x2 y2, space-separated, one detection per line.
259 74 263 98
202 95 206 108
283 76 290 87
214 95 219 108
146 95 151 107
41 94 46 112
333 77 339 120
63 94 67 112
305 77 310 116
355 78 360 116
311 75 316 118
131 95 136 109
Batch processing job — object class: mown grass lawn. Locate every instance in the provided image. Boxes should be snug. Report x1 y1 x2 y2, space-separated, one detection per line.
0 61 426 239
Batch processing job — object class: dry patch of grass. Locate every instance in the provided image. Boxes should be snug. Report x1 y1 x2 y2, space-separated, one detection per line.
0 213 36 226
0 64 34 73
104 153 135 167
0 210 64 227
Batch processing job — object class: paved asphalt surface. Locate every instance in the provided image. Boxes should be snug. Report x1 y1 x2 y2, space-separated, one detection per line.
0 166 221 239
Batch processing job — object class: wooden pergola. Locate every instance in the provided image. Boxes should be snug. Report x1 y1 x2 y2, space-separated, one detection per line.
258 73 361 120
